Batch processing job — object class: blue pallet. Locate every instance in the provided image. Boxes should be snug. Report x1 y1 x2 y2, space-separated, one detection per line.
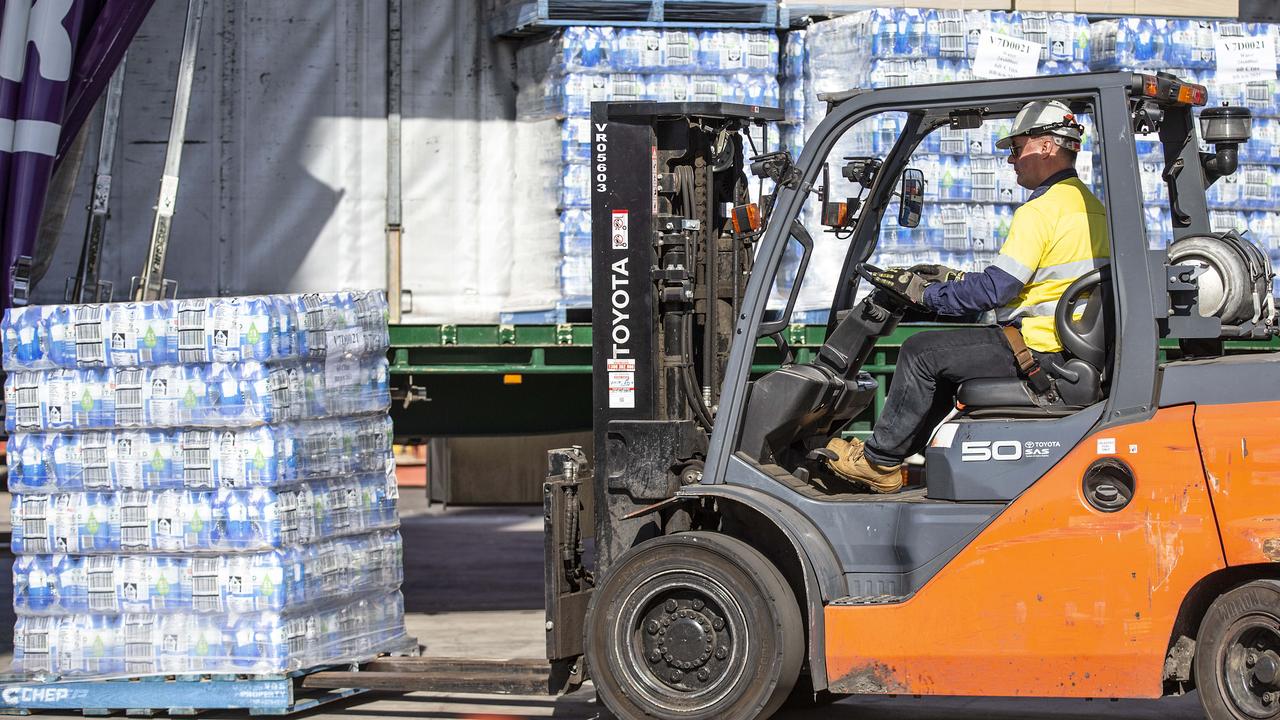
500 307 565 324
792 308 831 325
0 667 363 716
499 300 592 325
493 0 779 37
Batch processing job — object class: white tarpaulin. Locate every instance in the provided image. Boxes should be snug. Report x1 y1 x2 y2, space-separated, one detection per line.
34 0 561 321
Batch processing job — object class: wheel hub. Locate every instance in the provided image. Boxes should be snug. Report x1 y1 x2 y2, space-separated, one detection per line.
1253 652 1280 685
1223 620 1280 718
641 596 732 690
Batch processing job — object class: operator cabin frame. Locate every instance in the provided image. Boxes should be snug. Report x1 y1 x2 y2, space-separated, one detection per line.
666 71 1230 694
713 71 1184 479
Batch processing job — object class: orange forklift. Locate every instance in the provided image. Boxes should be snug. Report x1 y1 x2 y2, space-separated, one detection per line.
541 70 1280 720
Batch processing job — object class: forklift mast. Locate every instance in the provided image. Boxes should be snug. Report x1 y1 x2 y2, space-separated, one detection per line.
586 102 783 569
543 103 781 685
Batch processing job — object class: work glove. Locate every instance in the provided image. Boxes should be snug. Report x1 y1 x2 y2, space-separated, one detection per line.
864 266 930 306
908 263 965 285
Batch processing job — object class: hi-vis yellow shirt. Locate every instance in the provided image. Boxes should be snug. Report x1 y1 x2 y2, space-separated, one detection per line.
991 177 1110 353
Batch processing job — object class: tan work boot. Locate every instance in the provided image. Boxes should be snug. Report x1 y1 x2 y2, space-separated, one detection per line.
824 437 904 493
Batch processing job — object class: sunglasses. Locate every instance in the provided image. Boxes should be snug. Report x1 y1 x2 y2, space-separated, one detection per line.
1009 136 1048 159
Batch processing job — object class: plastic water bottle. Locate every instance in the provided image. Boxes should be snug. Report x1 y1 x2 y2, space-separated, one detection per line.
564 26 612 72
1134 18 1162 67
783 29 806 80
869 9 895 60
902 9 928 58
13 555 55 613
3 305 50 370
615 28 657 72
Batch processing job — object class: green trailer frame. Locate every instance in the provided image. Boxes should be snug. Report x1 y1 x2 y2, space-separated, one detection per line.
388 323 1280 438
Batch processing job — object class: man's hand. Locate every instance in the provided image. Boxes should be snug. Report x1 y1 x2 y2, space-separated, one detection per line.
864 266 930 306
909 263 965 284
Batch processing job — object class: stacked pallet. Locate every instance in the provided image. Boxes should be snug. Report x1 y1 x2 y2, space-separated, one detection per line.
1090 18 1280 289
513 26 781 316
3 293 408 680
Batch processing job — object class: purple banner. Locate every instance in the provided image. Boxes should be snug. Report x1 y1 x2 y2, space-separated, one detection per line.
0 0 152 310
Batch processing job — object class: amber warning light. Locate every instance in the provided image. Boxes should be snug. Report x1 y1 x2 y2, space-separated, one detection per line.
1136 73 1208 106
731 203 761 234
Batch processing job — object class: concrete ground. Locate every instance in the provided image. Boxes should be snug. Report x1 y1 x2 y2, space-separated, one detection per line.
0 492 1213 719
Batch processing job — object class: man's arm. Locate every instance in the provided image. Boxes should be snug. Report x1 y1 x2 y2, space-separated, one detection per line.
921 203 1048 316
922 264 1025 316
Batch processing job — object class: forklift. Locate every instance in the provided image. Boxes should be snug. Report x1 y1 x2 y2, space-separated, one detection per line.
543 71 1280 720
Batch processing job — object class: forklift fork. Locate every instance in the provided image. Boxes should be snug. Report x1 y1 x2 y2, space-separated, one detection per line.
544 446 593 693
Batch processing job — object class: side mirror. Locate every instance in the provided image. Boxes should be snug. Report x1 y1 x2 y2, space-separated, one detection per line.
898 168 924 228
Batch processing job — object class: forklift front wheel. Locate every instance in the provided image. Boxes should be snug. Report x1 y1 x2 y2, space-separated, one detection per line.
1196 579 1280 720
585 532 804 720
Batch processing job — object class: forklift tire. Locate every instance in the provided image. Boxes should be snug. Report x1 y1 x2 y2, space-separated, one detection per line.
1195 579 1280 720
585 532 804 720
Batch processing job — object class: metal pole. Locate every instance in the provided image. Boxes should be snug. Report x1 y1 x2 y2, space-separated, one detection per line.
72 56 127 303
386 0 403 322
136 0 205 301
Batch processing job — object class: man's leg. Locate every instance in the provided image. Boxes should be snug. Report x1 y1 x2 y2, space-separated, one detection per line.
862 327 1020 466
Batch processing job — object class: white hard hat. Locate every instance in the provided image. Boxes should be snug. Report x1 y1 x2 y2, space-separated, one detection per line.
995 100 1084 152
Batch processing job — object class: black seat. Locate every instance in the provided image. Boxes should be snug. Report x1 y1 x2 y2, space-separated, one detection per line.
956 267 1113 413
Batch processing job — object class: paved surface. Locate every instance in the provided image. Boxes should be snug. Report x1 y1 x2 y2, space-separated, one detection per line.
0 494 1214 719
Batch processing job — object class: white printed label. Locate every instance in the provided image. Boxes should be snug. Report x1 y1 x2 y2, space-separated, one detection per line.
611 210 629 250
325 357 361 388
211 313 240 360
1096 437 1116 454
608 357 635 409
1129 444 1139 454
1216 35 1277 84
971 31 1042 80
326 327 364 357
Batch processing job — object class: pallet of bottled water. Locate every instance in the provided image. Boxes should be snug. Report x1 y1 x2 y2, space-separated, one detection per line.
11 590 408 677
7 415 393 492
9 473 399 554
505 26 782 319
2 291 389 371
12 531 404 616
2 292 409 713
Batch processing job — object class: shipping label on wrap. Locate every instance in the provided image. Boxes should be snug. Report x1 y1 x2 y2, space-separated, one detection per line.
326 327 365 357
1216 35 1277 84
972 31 1041 80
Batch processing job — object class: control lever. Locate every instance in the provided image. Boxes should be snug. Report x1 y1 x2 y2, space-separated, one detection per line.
1046 360 1079 384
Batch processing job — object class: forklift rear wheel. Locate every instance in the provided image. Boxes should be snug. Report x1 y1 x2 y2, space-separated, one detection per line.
586 532 804 720
1196 579 1280 720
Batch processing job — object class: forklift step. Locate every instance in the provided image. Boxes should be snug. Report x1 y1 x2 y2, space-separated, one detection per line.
756 461 933 503
830 594 915 606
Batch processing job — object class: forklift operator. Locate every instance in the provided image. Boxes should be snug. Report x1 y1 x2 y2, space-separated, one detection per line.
823 100 1111 493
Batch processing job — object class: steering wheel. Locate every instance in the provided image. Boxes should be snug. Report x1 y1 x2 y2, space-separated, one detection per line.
856 263 931 312
1053 267 1110 370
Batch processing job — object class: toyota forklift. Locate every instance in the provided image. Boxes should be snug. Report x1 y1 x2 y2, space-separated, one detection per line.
542 70 1280 720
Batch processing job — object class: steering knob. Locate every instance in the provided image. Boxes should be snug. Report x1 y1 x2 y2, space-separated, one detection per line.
857 263 931 311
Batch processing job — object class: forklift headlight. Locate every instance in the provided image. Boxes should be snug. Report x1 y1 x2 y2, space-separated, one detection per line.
1200 104 1253 145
